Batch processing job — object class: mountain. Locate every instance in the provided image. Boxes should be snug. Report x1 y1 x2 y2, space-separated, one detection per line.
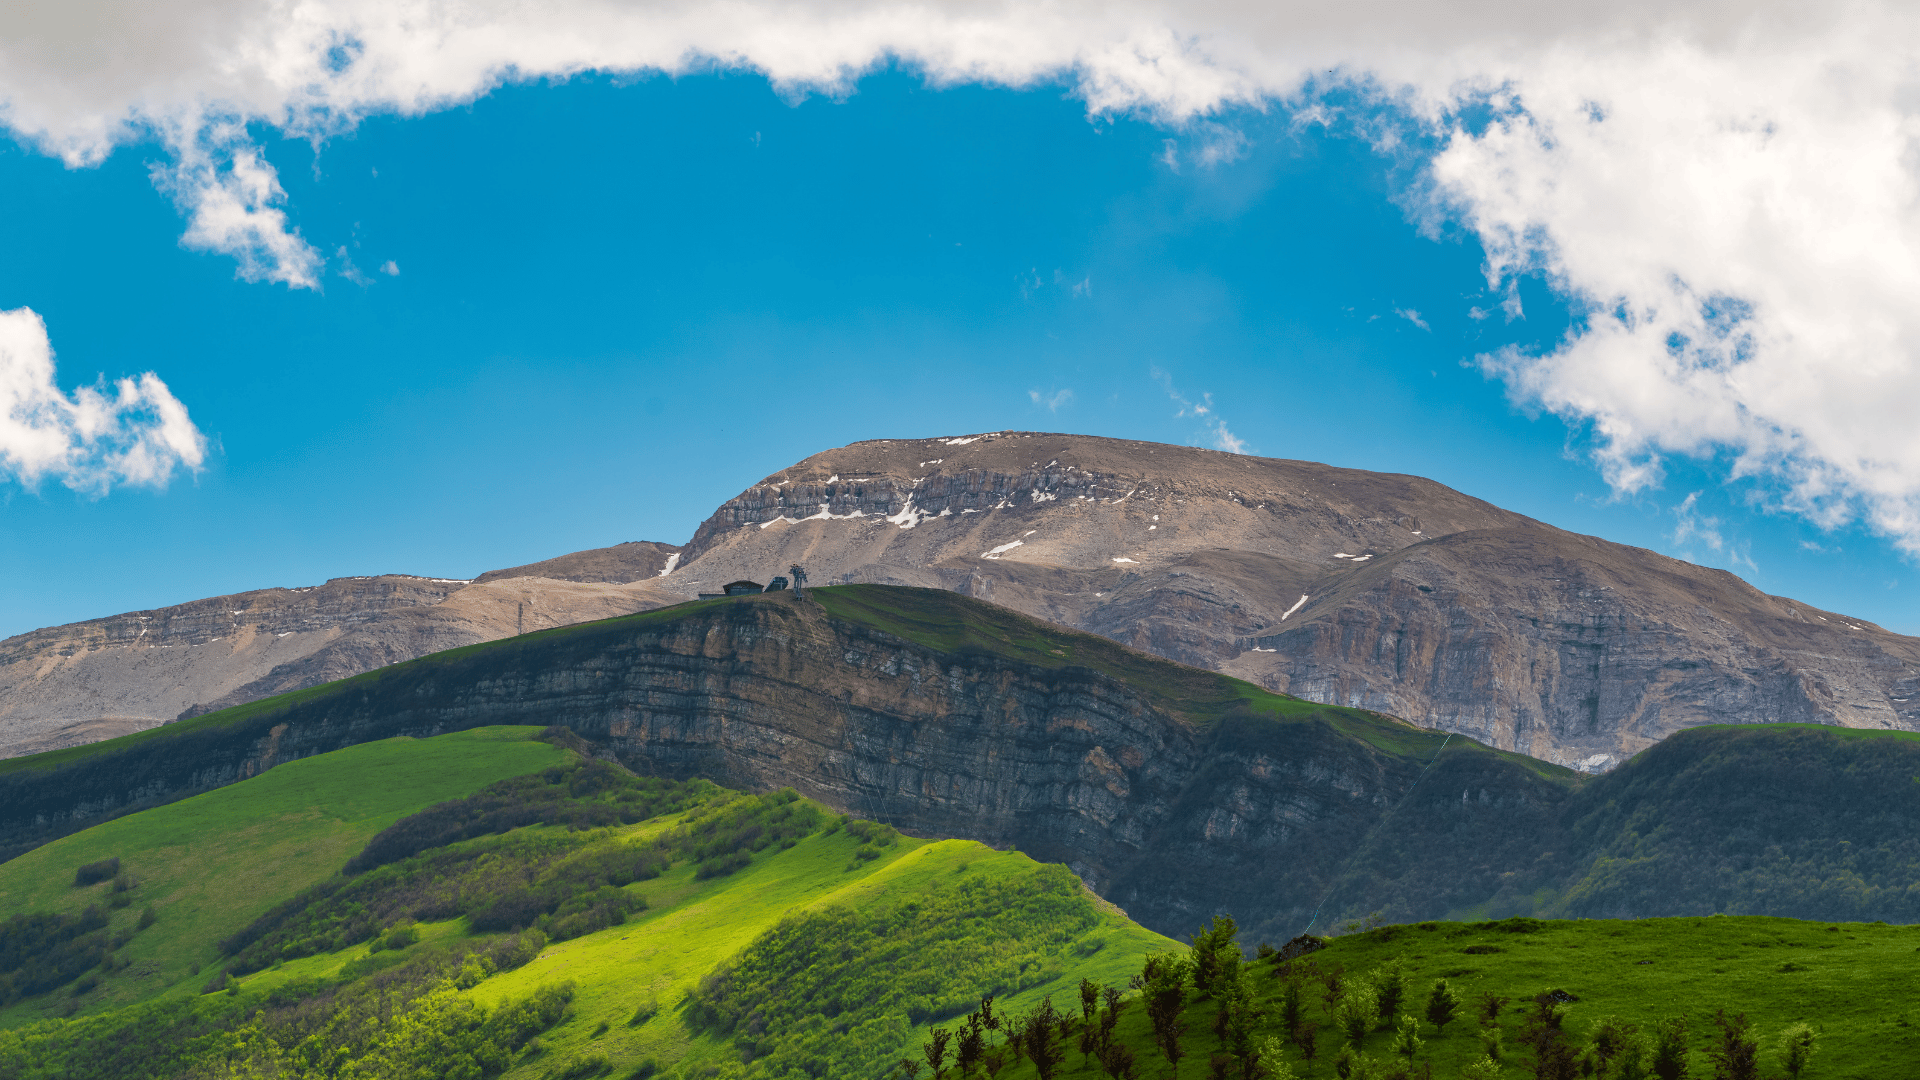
8 585 1919 947
6 431 1918 771
0 544 685 758
663 432 1920 771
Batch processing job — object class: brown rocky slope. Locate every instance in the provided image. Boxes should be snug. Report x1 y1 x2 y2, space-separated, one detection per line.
663 432 1920 770
6 432 1917 769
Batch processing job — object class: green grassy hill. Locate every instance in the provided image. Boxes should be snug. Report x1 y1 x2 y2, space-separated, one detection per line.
0 725 567 1024
967 912 1919 1080
0 727 1176 1080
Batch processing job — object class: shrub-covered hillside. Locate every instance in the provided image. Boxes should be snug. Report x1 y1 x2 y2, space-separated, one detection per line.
0 726 1174 1079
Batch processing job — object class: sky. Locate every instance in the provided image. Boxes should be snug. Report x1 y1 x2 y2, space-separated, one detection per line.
1 1 1918 639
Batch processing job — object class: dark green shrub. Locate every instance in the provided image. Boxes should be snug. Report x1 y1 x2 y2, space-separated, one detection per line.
547 1052 611 1079
137 906 157 930
73 858 119 887
696 850 752 879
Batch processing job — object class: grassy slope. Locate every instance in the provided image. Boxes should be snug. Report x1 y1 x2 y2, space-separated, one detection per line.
0 726 566 1025
228 805 1174 1080
990 915 1920 1080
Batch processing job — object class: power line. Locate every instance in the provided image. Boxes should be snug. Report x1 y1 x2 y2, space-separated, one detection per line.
1301 732 1453 935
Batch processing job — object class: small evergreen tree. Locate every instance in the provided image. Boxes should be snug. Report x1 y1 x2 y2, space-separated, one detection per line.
1100 984 1128 1052
1098 1042 1137 1080
1023 999 1068 1080
1280 973 1307 1042
1477 992 1509 1028
956 1012 986 1076
1478 1027 1504 1065
1189 916 1241 998
1297 1023 1321 1075
1389 1014 1423 1068
923 1027 952 1079
1777 1022 1817 1080
1707 1011 1758 1080
1651 1015 1690 1080
1424 978 1460 1035
1320 969 1346 1019
1335 985 1380 1049
1459 1056 1502 1080
1370 963 1407 1027
1587 1016 1645 1077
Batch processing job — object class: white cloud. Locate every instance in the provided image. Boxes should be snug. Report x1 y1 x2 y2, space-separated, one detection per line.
1395 307 1429 331
1154 367 1248 454
4 2 1920 548
0 308 207 493
1670 491 1723 552
380 260 400 276
1029 388 1075 412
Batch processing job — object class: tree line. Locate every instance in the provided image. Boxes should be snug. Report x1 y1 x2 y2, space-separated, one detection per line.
899 916 1823 1080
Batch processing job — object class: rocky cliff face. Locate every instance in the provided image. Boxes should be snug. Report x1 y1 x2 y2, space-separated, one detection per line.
0 589 1571 942
13 587 1916 933
9 430 1918 771
0 550 683 757
662 433 1920 771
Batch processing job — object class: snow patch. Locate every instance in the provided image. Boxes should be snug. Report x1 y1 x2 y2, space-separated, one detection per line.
827 475 839 482
1332 553 1373 562
1030 490 1057 502
982 540 1024 559
277 632 293 637
658 553 681 576
1249 647 1277 653
1111 557 1137 564
1280 594 1310 621
886 499 927 529
919 459 944 466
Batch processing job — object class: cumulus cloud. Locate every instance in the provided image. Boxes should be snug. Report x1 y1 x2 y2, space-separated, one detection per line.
0 308 207 493
1154 367 1247 454
4 1 1920 547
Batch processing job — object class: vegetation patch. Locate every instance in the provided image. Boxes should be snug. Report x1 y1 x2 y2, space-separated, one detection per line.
686 865 1101 1078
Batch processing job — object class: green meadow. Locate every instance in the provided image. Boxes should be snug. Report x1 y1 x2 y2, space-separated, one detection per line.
978 914 1920 1080
0 725 566 1023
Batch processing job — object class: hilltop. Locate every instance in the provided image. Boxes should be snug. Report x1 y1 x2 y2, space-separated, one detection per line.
6 585 1920 942
5 432 1916 773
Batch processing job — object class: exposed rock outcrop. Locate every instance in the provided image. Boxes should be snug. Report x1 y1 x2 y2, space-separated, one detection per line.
0 589 1573 942
7 431 1918 770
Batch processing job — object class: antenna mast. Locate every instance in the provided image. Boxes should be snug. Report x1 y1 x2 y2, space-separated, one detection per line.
789 563 808 600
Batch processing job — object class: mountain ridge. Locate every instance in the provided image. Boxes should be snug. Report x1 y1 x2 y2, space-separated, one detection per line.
4 430 1916 769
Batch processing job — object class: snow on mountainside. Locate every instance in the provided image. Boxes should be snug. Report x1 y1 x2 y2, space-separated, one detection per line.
5 432 1917 768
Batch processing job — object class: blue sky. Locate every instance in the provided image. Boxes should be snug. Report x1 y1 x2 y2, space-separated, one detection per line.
0 39 1915 638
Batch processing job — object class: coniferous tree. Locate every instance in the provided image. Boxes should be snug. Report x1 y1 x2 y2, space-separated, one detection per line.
923 1026 952 1079
1777 1022 1817 1080
1478 992 1509 1029
1335 984 1380 1050
1023 999 1068 1080
1099 984 1128 1053
1320 969 1346 1020
957 1012 986 1077
1424 978 1460 1035
1707 1011 1758 1080
1389 1014 1423 1069
1098 1042 1138 1080
1297 1023 1321 1076
1370 962 1407 1027
1279 973 1307 1043
1651 1016 1691 1080
1188 916 1241 998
